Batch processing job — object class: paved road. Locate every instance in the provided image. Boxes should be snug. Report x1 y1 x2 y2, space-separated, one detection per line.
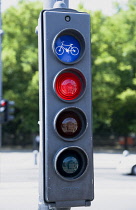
0 151 38 210
0 151 136 210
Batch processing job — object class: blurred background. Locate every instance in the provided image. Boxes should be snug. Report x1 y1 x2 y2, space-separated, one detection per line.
0 1 136 210
0 0 136 151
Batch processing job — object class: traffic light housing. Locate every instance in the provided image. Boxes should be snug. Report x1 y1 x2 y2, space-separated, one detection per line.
38 8 94 208
0 99 15 124
0 99 8 123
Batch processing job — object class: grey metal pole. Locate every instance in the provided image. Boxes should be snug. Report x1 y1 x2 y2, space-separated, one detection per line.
52 208 70 210
43 0 69 9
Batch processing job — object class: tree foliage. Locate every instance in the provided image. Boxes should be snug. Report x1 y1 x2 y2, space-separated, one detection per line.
79 0 136 136
2 0 136 145
2 0 42 144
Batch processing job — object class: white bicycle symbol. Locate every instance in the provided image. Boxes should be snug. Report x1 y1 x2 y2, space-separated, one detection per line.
55 41 79 56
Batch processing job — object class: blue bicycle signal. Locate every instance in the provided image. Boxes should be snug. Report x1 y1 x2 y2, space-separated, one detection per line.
54 35 81 63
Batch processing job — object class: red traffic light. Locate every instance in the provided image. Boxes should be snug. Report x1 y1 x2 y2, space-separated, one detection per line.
0 100 7 107
54 69 86 101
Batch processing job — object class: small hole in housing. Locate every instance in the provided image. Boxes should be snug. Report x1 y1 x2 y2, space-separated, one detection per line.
65 15 71 22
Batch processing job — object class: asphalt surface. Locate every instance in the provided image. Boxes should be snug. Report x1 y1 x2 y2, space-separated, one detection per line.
0 150 136 210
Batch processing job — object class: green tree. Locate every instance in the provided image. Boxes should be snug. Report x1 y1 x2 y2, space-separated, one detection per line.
2 0 42 145
107 0 136 136
2 0 136 146
79 0 136 136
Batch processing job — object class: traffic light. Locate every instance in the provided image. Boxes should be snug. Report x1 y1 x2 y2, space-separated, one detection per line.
0 99 8 123
0 99 15 123
38 8 94 208
7 100 15 121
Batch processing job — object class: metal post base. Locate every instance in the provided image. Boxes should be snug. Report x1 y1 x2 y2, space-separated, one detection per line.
52 208 71 210
38 201 71 210
38 202 49 210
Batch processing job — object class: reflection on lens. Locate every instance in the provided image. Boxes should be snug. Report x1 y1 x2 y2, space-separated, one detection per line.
56 111 81 138
55 72 82 100
55 147 88 180
62 156 79 174
61 117 78 134
55 108 87 140
54 69 86 101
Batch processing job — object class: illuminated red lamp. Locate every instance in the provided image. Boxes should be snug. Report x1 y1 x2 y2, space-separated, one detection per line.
1 100 7 107
54 69 86 101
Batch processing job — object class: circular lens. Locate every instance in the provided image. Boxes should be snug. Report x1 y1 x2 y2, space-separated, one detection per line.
55 107 87 141
55 35 80 63
62 156 79 174
53 29 85 64
56 111 81 138
61 117 78 134
54 69 86 101
55 72 81 100
55 147 88 180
